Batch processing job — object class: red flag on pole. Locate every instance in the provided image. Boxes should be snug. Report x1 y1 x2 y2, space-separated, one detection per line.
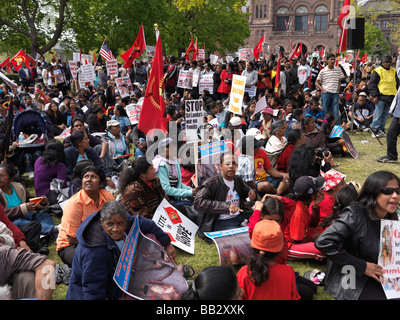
185 33 196 62
338 0 351 53
0 57 10 69
274 54 281 95
289 43 302 61
121 23 146 69
360 52 368 64
253 34 265 60
10 50 29 71
137 34 167 135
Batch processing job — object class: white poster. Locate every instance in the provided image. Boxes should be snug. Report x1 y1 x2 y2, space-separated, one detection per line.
177 70 193 89
115 76 134 98
106 59 118 77
126 103 142 125
379 219 400 299
185 99 204 143
238 48 253 62
209 54 219 65
254 95 268 114
73 52 81 62
227 74 246 115
68 61 78 81
192 69 201 87
152 199 198 255
81 64 96 82
197 49 205 60
198 74 214 94
146 46 155 59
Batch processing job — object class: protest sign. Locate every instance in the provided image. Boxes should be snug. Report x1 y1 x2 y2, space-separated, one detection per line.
198 140 228 158
185 99 204 143
197 49 205 60
153 199 198 254
227 74 246 115
342 131 358 159
115 76 134 98
106 59 118 77
379 219 400 299
126 103 142 125
329 125 345 139
209 54 219 65
68 61 78 81
114 215 188 300
73 52 81 62
192 68 201 87
198 73 214 94
238 48 253 62
205 227 252 265
254 95 267 114
245 85 257 98
146 46 155 59
80 64 96 82
53 69 64 84
262 42 270 58
80 54 92 65
177 70 193 89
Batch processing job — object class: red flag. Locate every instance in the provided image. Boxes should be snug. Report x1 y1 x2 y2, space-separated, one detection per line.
194 38 199 59
185 33 196 62
338 0 351 53
10 49 29 71
360 52 368 64
289 43 302 61
253 34 265 60
0 57 10 69
93 51 97 64
121 23 146 69
137 34 167 135
274 54 281 94
164 207 182 224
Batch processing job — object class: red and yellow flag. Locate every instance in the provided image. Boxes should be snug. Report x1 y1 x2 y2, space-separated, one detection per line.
121 23 146 69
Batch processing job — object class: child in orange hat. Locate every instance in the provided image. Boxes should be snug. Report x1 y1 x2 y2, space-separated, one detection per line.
236 220 301 300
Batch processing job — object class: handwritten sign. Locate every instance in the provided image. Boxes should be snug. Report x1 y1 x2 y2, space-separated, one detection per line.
227 74 246 115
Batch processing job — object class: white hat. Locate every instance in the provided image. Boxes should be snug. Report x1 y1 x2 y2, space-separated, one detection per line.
229 116 241 126
246 128 264 140
107 120 120 128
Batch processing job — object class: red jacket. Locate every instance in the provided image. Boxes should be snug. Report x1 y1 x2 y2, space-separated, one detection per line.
0 203 26 247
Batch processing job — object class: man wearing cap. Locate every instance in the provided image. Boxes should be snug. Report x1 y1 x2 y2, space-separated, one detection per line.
194 152 256 241
102 120 130 167
285 176 326 260
347 92 374 130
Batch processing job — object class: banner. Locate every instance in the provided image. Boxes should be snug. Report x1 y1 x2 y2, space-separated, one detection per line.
177 70 193 89
198 140 228 158
115 76 134 98
198 73 214 94
106 59 119 77
205 227 252 265
185 99 204 143
227 74 246 115
152 199 198 254
114 215 188 300
379 219 400 299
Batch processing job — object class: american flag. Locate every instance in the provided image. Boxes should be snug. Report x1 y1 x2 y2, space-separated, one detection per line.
99 38 114 61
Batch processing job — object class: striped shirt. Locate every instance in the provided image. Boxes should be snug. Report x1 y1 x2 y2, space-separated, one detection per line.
316 66 345 93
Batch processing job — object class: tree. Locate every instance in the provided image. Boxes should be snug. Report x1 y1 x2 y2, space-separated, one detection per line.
0 0 69 56
362 22 390 59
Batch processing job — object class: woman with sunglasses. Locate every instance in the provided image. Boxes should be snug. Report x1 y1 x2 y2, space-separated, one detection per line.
316 170 400 300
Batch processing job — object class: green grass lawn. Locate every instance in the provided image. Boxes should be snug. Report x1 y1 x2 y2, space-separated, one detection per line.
27 120 400 300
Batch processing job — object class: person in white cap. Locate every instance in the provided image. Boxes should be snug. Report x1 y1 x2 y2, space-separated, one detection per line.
102 120 130 167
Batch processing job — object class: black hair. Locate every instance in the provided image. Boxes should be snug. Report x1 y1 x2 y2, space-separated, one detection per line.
358 171 400 220
70 129 86 148
181 266 239 300
41 139 66 167
288 143 319 190
81 165 106 187
287 128 303 146
0 163 16 179
247 248 279 286
118 157 152 194
260 197 284 220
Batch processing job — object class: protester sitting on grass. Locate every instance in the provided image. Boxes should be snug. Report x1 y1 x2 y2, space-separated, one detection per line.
236 220 301 300
276 129 305 173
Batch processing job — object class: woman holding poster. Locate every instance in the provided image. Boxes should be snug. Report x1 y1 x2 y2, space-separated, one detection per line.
316 171 400 300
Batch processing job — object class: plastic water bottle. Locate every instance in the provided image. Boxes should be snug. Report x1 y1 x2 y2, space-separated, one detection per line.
18 132 24 143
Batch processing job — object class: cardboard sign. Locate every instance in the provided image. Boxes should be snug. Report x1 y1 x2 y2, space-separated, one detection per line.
227 74 246 115
80 64 96 82
68 61 78 81
152 199 198 254
106 59 118 77
198 73 214 94
185 99 204 143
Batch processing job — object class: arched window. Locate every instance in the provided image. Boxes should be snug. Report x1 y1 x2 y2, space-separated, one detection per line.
295 6 308 31
314 5 328 30
276 6 290 31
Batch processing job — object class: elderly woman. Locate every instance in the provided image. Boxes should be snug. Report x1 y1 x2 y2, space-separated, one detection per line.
316 171 400 300
56 165 115 267
264 120 288 167
64 129 114 188
119 157 166 219
66 200 175 300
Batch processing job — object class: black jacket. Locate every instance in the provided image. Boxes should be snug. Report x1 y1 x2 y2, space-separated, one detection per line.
194 174 253 240
315 204 398 300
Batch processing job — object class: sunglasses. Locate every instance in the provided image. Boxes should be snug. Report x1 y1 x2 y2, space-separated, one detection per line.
380 187 400 195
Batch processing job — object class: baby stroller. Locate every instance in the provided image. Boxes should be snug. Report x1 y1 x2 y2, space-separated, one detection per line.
10 109 54 175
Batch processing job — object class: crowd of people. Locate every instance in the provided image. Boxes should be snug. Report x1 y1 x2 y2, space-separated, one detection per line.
0 46 399 301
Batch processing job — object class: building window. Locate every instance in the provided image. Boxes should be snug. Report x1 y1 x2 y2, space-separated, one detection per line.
276 7 290 31
255 5 258 19
264 5 267 18
260 5 263 19
383 20 388 29
295 6 308 31
376 20 381 28
314 15 328 30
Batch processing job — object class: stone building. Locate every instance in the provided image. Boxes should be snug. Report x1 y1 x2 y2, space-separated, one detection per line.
245 0 346 56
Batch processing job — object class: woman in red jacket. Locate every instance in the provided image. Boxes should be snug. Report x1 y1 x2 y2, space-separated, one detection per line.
218 62 235 101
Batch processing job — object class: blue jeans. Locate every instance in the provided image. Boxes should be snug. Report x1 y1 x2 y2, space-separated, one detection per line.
214 211 252 231
13 211 56 236
371 99 391 132
321 92 339 120
24 150 42 172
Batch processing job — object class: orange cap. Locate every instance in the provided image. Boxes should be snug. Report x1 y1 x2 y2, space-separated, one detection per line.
251 220 284 253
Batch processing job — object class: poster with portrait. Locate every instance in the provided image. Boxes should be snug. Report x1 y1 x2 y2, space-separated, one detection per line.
177 70 193 89
379 219 400 299
114 215 188 300
115 76 134 98
238 48 253 62
205 227 251 266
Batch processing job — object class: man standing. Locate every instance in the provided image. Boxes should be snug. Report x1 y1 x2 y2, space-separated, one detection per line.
18 62 32 90
194 152 256 240
368 55 399 138
315 54 345 120
297 57 311 88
